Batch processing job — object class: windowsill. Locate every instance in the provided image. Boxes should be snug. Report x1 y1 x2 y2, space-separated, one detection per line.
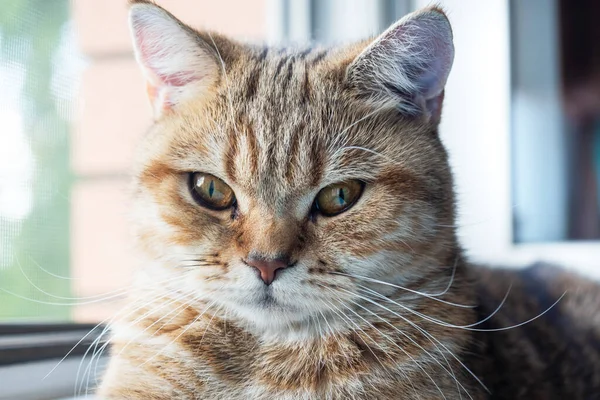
0 357 106 400
0 323 107 399
0 323 105 366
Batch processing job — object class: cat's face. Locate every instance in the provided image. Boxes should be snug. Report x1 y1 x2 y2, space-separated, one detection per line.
128 2 456 335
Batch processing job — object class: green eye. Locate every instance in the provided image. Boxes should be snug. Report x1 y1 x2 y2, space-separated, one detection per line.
315 180 364 217
189 172 236 210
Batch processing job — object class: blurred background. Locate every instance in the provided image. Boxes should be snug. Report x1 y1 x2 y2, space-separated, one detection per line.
0 0 599 340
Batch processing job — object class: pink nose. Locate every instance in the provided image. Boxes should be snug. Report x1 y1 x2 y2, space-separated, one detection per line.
245 255 289 285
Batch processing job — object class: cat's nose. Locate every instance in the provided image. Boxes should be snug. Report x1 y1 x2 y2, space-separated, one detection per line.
245 255 290 285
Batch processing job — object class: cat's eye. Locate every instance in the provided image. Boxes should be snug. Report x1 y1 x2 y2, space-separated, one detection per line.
315 180 364 217
189 172 236 210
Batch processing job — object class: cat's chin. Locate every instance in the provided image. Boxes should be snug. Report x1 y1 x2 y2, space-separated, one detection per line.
222 294 320 336
230 294 304 322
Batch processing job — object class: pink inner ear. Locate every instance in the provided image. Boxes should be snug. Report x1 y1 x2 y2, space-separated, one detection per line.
160 71 201 88
391 18 453 100
134 25 201 88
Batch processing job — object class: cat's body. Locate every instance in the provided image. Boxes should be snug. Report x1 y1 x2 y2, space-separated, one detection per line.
98 1 600 398
468 264 600 399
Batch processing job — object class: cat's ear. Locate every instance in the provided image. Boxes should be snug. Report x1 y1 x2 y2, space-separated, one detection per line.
346 7 454 121
128 2 221 118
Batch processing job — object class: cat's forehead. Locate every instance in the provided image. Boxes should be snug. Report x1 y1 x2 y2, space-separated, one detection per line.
160 46 417 212
225 47 343 134
211 49 379 190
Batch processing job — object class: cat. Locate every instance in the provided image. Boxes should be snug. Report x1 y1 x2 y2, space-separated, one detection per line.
97 1 600 399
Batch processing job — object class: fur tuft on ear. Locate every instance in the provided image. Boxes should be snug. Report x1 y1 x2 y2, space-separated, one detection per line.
346 7 454 121
128 2 220 117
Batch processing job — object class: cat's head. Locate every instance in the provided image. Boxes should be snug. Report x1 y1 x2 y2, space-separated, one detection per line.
128 1 457 335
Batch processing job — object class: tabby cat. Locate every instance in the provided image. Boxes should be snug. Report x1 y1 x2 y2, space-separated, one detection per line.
98 1 600 399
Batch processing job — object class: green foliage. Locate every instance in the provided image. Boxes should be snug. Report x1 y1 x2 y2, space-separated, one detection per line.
0 0 72 321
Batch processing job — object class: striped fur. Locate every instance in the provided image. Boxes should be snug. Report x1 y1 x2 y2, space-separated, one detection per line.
98 2 600 399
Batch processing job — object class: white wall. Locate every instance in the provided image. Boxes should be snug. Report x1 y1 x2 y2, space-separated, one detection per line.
413 0 513 262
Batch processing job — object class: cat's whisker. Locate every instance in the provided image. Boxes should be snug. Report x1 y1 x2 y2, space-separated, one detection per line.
345 290 475 398
179 259 221 264
4 271 187 309
66 276 200 392
317 308 336 338
334 106 388 144
91 341 111 394
140 296 221 367
359 287 467 399
331 300 426 399
323 287 448 400
89 330 114 394
80 329 111 397
343 292 469 399
147 288 220 339
27 255 122 281
0 287 125 307
351 286 493 394
362 282 510 330
127 294 188 332
198 303 220 343
320 296 400 376
15 255 132 302
48 282 178 382
330 271 477 308
427 290 568 332
360 281 567 333
90 293 207 393
75 295 159 396
431 255 460 297
336 145 391 162
314 307 324 339
113 290 209 361
176 262 223 269
317 306 358 366
83 282 209 388
355 286 483 397
44 317 109 382
72 290 186 392
317 285 445 395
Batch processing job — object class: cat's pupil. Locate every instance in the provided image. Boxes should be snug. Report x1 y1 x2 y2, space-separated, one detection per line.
208 180 215 198
189 173 235 210
338 188 346 205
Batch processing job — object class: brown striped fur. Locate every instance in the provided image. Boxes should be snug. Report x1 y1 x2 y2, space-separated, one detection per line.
98 2 600 399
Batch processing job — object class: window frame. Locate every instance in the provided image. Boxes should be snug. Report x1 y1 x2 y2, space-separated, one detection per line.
0 323 105 366
0 323 107 399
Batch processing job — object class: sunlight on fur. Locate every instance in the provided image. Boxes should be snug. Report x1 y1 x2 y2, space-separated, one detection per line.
91 1 600 399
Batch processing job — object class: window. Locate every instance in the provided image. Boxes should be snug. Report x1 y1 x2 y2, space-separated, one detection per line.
511 0 600 242
1 0 74 323
434 0 600 277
